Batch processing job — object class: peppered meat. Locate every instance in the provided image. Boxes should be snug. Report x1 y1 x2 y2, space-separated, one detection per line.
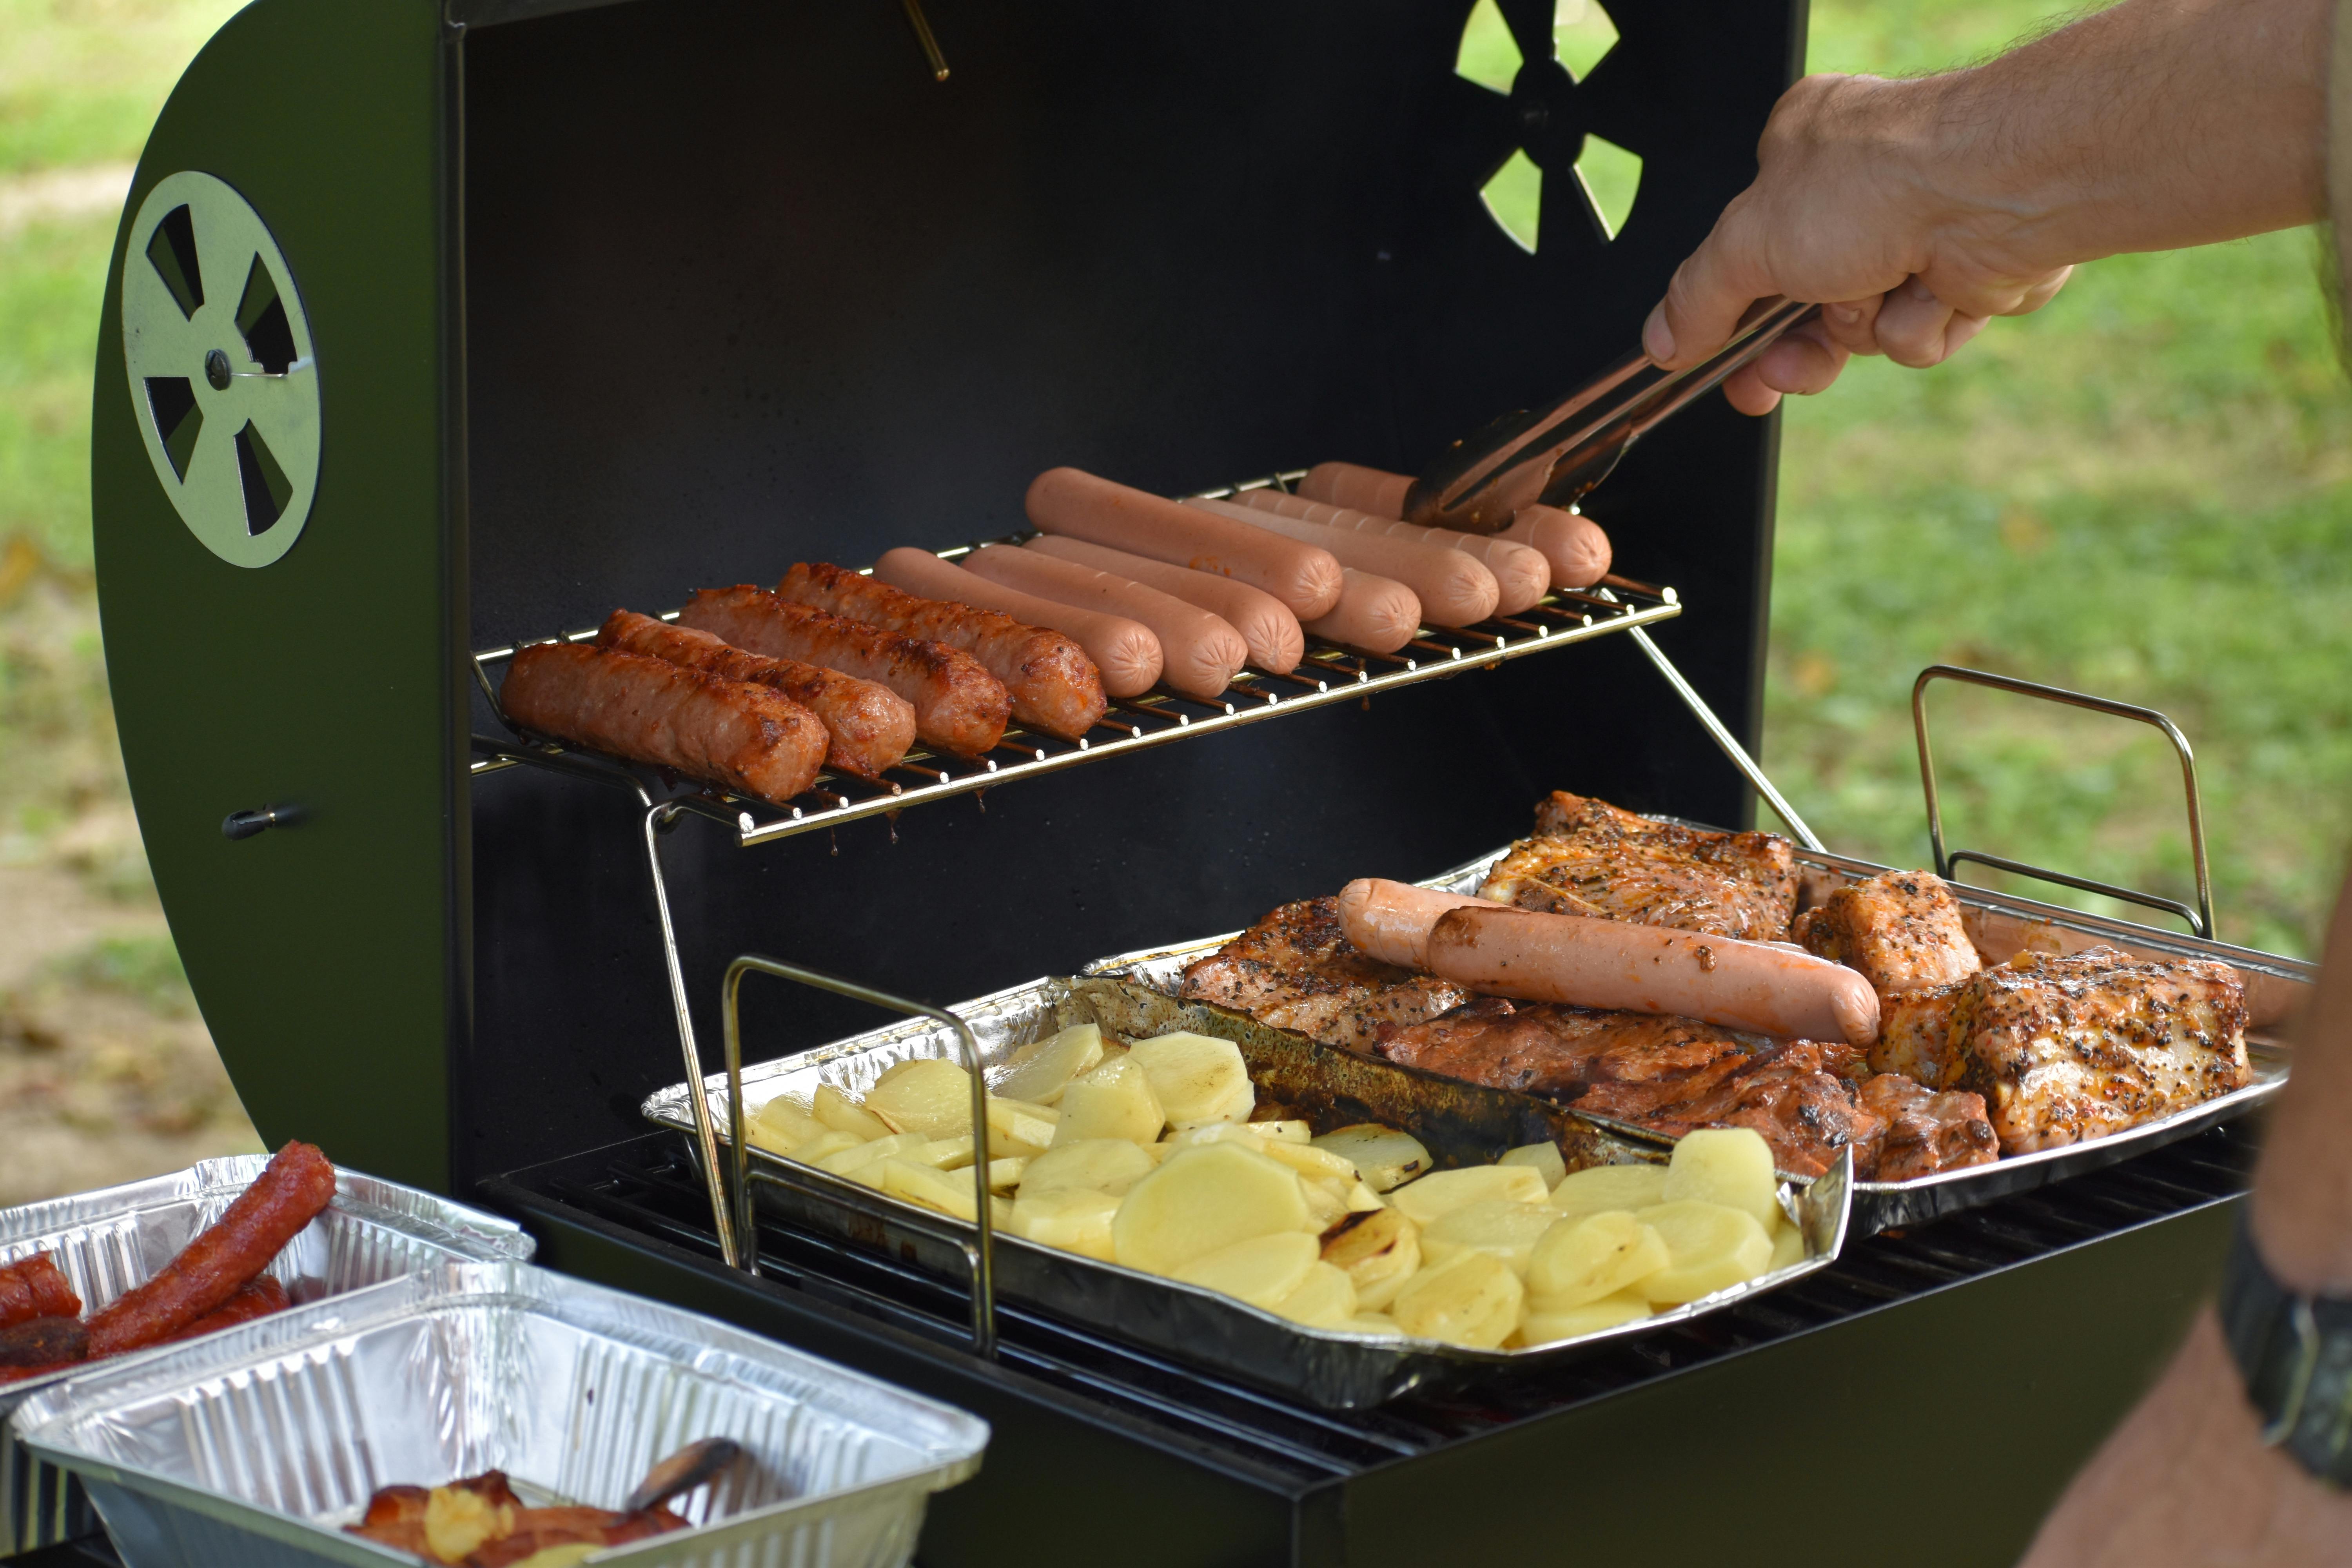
1178 898 1470 1054
1869 983 1968 1084
1855 1074 1999 1181
1479 791 1799 941
1795 869 1983 996
1618 1040 1886 1178
1378 997 1763 1104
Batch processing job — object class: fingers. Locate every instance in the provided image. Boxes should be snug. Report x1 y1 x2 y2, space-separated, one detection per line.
1721 363 1783 417
1644 203 1773 368
1818 296 1884 355
1721 323 1852 417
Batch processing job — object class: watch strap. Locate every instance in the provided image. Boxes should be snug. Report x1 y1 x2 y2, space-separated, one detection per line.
2219 1207 2352 1487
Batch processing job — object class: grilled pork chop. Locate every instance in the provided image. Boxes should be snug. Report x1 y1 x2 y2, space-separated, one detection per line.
1855 1073 2000 1181
1178 897 1470 1054
1795 869 1982 994
1378 998 1761 1106
1479 791 1799 941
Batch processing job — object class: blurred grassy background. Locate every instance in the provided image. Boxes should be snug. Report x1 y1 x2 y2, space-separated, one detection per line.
0 0 2344 1198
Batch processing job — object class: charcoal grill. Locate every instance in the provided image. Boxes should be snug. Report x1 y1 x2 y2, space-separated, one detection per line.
78 0 2288 1560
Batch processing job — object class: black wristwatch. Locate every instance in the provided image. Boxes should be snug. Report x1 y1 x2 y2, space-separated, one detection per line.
2219 1207 2352 1487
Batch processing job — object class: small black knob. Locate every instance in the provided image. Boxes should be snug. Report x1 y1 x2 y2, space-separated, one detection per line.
222 804 301 840
205 349 232 391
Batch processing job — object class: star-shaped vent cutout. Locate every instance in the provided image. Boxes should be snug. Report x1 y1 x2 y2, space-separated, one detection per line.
1455 0 1645 252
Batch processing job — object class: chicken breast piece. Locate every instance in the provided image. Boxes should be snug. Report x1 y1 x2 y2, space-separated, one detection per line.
1481 791 1799 941
1854 1073 1999 1181
1869 984 1969 1084
1795 869 1982 994
1178 897 1469 1054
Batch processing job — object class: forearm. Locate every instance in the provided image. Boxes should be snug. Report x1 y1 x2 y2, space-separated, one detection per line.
2253 871 2352 1294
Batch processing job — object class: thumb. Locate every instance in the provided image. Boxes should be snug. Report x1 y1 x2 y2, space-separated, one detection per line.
1645 210 1772 367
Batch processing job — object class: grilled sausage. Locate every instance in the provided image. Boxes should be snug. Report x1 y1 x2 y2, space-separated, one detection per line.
1338 880 1491 969
1225 491 1549 617
84 1141 338 1358
1303 568 1421 653
1424 904 1883 1046
597 610 915 780
1299 461 1613 590
1026 467 1344 619
0 1252 79 1327
781 560 1113 734
675 585 1010 758
1024 535 1305 675
0 1315 85 1370
163 1275 290 1343
501 642 827 802
961 544 1247 700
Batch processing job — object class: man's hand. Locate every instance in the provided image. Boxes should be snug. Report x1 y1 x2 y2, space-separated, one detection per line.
1650 0 2328 414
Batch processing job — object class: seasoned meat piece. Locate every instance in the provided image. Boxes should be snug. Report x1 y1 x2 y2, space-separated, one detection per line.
1949 946 2250 1152
1624 1040 1883 1178
1178 898 1470 1054
1481 791 1798 940
1794 869 1982 994
1379 998 1760 1103
1869 983 1968 1084
1855 1074 1999 1181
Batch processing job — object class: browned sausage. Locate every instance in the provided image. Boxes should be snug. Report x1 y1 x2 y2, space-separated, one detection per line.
1024 535 1305 674
1425 904 1882 1045
1229 490 1551 616
85 1141 338 1357
780 561 1112 737
163 1275 290 1343
675 585 1010 758
1302 569 1421 653
1337 879 1492 969
597 610 915 780
0 1316 85 1370
960 544 1247 700
1025 467 1344 619
1299 461 1412 518
0 1252 79 1327
501 643 827 803
858 551 1150 708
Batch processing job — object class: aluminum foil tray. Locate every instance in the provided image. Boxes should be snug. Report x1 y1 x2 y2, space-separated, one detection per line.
644 973 1851 1410
1086 842 2305 1237
0 1156 535 1557
13 1259 986 1568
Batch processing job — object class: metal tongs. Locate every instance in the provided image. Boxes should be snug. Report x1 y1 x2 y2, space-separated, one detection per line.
1405 298 1822 532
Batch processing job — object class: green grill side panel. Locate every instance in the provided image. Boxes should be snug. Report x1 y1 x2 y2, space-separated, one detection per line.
92 0 459 1190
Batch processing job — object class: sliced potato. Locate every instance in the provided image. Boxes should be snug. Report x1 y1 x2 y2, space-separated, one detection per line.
784 1129 864 1165
862 1060 975 1139
1633 1200 1774 1304
1517 1289 1652 1346
1320 1207 1421 1311
1011 1188 1119 1261
1259 1140 1364 1186
816 1131 932 1177
1345 1312 1405 1338
1127 1032 1255 1127
1161 1123 1263 1152
1053 1057 1165 1146
880 1158 1006 1225
813 1084 893 1141
1390 1251 1524 1349
914 1134 975 1169
1419 1199 1561 1276
1661 1127 1781 1230
1269 1261 1359 1328
1498 1142 1568 1190
745 1120 806 1159
1018 1138 1156 1198
752 1092 822 1150
1548 1162 1668 1219
1171 1231 1319 1307
1768 1218 1804 1272
1343 1180 1386 1213
985 1097 1060 1158
1112 1142 1312 1276
1311 1124 1431 1192
1252 1119 1313 1144
1388 1165 1550 1228
1300 1176 1353 1231
992 1022 1106 1105
1524 1211 1670 1306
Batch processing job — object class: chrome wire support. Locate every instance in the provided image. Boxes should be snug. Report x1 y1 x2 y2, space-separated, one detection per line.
722 956 996 1357
1913 664 2215 937
641 802 744 1269
1617 607 1822 850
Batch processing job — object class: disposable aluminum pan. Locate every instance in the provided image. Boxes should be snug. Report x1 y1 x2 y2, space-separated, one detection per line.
0 1156 535 1557
1087 842 2306 1238
643 973 1851 1410
11 1260 989 1568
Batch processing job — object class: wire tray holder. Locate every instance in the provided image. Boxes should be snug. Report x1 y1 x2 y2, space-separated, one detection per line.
1913 663 2215 937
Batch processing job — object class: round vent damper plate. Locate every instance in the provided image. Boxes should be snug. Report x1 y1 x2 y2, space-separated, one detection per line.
122 171 320 568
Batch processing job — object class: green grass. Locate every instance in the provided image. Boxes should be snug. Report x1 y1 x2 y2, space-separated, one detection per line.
46 933 195 1016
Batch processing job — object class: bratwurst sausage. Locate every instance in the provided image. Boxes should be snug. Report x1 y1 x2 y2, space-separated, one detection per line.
1025 535 1305 675
961 544 1247 700
675 585 1010 758
1337 880 1491 969
1225 490 1549 617
1424 904 1883 1046
782 560 1112 735
0 1251 79 1328
1026 467 1344 619
597 610 915 780
501 642 828 803
863 550 1154 705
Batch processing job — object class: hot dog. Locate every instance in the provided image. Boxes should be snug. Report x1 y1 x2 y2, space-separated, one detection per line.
1300 461 1613 589
780 560 1112 735
866 549 1160 702
1026 467 1344 619
0 1251 78 1328
501 643 828 804
84 1140 337 1358
1303 569 1422 654
1226 489 1550 617
1185 497 1499 627
676 585 1010 758
1338 879 1491 969
961 544 1247 700
597 610 915 780
1424 904 1882 1046
1024 535 1305 675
